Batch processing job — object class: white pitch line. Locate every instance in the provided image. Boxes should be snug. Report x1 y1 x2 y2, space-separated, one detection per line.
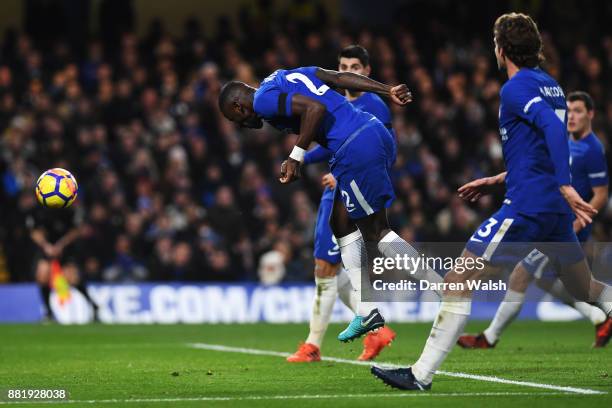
188 343 607 395
0 392 590 405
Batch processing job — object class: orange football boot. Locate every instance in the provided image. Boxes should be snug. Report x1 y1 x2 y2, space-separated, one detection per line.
286 342 321 362
594 317 612 348
456 333 496 349
358 326 396 361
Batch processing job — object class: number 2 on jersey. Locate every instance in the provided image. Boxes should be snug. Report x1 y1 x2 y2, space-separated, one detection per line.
340 190 356 212
286 73 330 96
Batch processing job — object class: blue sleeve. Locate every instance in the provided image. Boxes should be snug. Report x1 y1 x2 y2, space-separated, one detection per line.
301 66 319 76
502 81 548 125
303 145 333 165
533 108 571 186
253 85 293 118
586 143 609 187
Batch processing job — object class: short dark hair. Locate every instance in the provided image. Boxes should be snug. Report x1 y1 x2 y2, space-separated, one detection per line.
338 45 370 67
567 91 594 111
493 13 544 68
218 80 244 113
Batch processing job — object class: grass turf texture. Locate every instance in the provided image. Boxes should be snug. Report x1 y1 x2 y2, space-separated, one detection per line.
0 321 610 407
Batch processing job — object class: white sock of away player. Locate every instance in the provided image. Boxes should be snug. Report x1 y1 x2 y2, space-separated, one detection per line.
305 275 338 348
412 299 471 385
545 279 607 325
337 230 377 316
337 267 358 313
377 231 444 297
595 285 612 317
482 289 525 344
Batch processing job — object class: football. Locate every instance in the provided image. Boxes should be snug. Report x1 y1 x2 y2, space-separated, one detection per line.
35 168 79 208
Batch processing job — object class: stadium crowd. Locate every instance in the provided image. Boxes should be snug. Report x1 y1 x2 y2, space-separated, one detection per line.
1 0 611 284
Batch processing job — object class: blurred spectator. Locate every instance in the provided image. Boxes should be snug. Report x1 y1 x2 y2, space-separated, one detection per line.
258 241 291 285
102 234 148 282
166 241 197 281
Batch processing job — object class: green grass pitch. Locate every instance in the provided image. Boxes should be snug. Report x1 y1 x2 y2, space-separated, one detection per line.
0 321 610 407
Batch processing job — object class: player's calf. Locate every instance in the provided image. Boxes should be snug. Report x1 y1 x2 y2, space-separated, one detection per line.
558 259 612 317
410 251 498 385
303 260 340 350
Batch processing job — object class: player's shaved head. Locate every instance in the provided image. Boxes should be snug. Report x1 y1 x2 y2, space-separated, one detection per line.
494 13 543 68
218 81 263 129
218 81 249 115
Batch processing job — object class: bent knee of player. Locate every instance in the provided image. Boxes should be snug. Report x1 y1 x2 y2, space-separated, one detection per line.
444 269 474 286
314 259 340 278
443 250 499 297
442 271 471 298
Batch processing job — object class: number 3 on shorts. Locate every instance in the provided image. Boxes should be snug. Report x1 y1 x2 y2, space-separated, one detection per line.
477 217 498 237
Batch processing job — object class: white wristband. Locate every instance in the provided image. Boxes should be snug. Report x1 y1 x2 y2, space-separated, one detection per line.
289 146 306 163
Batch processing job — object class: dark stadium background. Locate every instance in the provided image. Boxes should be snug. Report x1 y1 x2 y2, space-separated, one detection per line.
1 0 611 285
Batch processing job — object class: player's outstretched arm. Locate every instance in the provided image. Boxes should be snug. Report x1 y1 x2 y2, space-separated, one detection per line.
315 68 412 105
458 172 506 202
280 94 327 184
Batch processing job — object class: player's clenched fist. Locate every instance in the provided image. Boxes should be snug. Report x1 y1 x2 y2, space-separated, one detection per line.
389 84 412 105
279 158 301 184
321 173 336 189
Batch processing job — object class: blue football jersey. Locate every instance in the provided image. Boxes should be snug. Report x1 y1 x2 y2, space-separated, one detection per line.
498 68 571 214
313 92 394 201
253 67 374 152
351 92 392 128
569 132 608 202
